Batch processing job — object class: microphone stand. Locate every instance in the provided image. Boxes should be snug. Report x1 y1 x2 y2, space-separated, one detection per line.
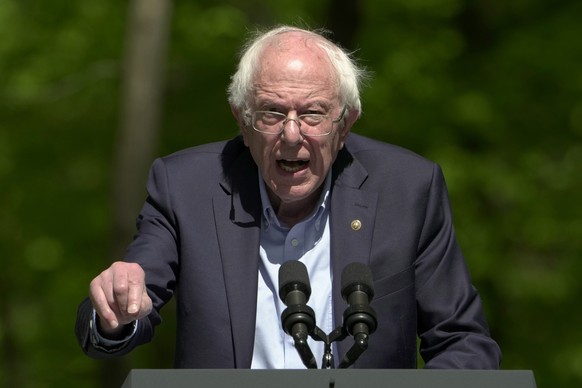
281 304 318 369
309 323 369 369
310 326 336 369
337 330 370 369
292 323 318 369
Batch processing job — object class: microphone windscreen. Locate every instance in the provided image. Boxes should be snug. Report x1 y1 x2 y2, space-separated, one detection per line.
278 260 311 301
341 262 374 299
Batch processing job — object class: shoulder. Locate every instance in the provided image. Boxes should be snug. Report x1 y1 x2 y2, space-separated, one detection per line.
144 136 253 193
161 136 245 162
344 132 436 173
155 136 249 172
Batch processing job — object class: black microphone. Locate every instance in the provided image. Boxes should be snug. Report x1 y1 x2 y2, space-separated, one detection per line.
341 262 378 343
278 260 317 368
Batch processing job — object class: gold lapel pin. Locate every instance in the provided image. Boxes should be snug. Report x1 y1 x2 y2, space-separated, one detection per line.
351 219 362 231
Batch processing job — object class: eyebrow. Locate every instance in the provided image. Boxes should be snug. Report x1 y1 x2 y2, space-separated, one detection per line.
254 99 332 111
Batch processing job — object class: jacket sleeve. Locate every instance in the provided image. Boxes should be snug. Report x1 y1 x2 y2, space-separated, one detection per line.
415 165 502 369
75 297 156 359
74 157 176 358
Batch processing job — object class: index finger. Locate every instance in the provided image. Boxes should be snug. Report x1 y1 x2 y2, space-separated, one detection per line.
112 263 145 315
125 267 146 314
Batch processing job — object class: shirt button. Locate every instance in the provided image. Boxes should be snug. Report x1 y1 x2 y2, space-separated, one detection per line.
291 238 299 247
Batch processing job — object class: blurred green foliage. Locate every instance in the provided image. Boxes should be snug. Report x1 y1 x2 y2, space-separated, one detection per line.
1 0 580 387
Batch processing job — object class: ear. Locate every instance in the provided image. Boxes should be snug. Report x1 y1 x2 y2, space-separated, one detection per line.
338 107 360 146
230 104 250 146
230 103 244 127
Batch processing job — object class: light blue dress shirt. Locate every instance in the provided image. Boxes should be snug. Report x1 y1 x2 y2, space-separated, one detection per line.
250 172 335 369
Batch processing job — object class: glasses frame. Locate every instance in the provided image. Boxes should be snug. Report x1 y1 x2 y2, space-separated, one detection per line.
248 106 347 137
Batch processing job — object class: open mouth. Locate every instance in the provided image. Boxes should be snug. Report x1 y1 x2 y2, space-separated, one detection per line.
277 159 309 173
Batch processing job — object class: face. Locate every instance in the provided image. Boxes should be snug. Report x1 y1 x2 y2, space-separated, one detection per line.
236 33 354 212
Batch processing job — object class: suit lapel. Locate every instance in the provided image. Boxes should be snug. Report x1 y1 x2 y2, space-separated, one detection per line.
214 147 261 368
330 148 378 360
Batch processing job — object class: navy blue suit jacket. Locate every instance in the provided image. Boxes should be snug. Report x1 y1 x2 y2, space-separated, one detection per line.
76 133 501 368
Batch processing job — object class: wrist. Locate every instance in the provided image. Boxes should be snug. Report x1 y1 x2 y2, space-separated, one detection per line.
90 309 138 350
96 315 135 340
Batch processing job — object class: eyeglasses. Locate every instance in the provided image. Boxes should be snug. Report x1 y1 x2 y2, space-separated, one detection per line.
248 106 347 137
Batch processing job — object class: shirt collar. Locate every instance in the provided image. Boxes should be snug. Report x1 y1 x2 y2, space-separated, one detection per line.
258 171 331 231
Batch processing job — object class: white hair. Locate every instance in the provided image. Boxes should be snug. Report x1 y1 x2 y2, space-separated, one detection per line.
227 26 367 117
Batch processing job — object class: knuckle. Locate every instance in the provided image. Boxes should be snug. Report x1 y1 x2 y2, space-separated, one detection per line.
113 281 129 294
89 277 100 290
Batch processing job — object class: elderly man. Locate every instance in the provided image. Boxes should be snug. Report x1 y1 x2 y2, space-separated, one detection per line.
76 25 501 369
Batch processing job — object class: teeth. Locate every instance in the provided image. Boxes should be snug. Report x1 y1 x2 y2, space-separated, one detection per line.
279 160 307 173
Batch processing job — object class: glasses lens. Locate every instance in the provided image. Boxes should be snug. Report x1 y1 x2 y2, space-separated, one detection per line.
299 114 330 136
254 112 284 133
299 114 326 127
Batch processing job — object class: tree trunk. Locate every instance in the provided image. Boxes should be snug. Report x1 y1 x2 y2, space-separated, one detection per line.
106 0 173 386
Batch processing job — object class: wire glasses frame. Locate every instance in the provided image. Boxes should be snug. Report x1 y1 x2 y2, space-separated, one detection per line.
248 106 347 137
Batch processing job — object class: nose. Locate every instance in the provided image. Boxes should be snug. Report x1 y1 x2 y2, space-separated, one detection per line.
280 117 303 145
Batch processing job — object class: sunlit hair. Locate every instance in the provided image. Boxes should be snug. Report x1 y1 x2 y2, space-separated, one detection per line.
227 25 367 120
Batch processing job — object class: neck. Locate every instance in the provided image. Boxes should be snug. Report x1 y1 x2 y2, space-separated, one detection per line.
268 189 322 228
